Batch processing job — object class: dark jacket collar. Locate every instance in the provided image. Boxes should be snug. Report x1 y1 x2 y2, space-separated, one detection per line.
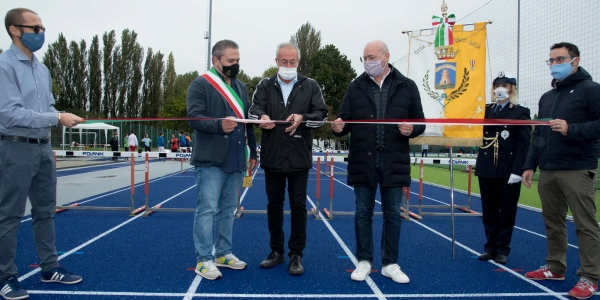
552 66 593 89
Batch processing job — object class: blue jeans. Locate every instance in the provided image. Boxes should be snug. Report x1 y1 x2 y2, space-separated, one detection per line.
193 166 242 262
354 154 403 265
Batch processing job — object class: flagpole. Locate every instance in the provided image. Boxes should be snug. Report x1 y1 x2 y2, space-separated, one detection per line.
205 0 212 71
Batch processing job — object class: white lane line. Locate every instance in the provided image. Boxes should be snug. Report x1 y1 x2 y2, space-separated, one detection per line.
328 166 568 300
27 290 571 298
408 221 568 300
306 196 386 300
182 275 203 300
326 163 580 251
183 169 257 300
18 185 197 282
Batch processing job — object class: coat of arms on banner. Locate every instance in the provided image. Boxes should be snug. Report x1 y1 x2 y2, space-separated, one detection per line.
434 62 456 90
406 0 487 144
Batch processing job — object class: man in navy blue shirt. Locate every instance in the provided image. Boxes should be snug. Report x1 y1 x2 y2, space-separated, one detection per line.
0 8 84 300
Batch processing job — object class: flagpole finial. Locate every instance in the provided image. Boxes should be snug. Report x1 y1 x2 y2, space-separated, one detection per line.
441 0 448 17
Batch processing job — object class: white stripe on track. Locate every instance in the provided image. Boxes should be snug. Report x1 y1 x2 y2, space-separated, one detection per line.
306 196 386 300
183 167 258 299
183 275 203 300
329 163 581 249
18 185 197 282
408 221 568 300
329 162 568 300
27 290 572 298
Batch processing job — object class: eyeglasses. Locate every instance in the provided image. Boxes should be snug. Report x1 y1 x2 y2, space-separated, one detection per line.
546 56 575 65
277 59 298 67
13 25 46 34
360 53 387 63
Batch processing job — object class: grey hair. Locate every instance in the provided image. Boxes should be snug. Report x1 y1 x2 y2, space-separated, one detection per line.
276 42 300 60
212 39 239 60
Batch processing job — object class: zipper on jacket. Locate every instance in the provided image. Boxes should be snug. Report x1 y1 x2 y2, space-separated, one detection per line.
545 90 562 169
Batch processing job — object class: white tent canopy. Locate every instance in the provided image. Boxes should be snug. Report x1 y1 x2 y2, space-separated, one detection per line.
62 122 120 150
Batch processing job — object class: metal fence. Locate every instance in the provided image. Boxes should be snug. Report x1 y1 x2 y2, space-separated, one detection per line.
51 123 182 150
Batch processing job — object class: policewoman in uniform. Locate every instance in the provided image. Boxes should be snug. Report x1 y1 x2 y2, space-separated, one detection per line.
475 72 531 264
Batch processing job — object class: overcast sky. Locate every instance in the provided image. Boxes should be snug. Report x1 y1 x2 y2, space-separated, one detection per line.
0 0 483 78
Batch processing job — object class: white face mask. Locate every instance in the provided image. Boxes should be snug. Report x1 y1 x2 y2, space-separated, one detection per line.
278 67 297 81
493 87 510 102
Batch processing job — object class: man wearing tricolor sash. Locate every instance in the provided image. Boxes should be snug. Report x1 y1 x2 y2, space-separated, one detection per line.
186 39 257 280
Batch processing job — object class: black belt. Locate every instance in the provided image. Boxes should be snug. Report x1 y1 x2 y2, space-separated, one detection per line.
1 135 49 144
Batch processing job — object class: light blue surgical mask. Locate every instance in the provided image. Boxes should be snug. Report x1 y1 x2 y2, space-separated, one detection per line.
20 32 45 52
550 58 575 81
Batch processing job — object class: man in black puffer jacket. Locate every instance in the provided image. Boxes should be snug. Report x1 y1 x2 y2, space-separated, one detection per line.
332 40 424 284
249 42 328 276
522 42 600 299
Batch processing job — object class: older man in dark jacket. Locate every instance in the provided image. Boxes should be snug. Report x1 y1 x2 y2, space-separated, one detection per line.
522 42 600 299
249 42 328 275
332 40 424 284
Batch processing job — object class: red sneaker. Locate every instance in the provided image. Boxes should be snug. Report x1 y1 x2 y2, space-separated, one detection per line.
568 278 598 299
524 265 565 280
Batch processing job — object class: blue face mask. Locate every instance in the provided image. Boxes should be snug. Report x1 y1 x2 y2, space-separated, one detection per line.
20 32 45 52
550 58 575 81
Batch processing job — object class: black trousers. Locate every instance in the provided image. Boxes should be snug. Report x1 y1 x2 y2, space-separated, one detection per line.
478 176 521 256
264 170 308 257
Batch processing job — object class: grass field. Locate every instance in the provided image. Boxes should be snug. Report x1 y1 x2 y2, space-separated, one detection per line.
410 164 600 222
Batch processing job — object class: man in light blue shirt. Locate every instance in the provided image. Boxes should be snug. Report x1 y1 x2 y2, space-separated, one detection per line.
277 75 297 106
0 8 84 300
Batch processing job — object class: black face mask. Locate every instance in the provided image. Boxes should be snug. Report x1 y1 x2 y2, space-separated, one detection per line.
218 61 240 79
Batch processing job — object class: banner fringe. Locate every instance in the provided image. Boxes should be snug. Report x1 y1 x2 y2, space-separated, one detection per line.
409 136 481 147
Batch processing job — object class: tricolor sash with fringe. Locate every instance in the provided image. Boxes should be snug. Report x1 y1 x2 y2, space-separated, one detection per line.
201 68 253 185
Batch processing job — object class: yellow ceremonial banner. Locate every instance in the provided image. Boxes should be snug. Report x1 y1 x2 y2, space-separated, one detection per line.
408 22 488 146
442 23 487 141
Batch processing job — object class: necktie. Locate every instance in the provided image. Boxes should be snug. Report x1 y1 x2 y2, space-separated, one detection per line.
494 105 503 117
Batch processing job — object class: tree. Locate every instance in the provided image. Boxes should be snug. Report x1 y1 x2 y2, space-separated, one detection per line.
142 49 164 118
163 52 177 105
161 71 197 132
262 66 278 78
88 35 102 116
127 43 144 117
115 29 136 117
290 22 321 75
102 30 117 117
308 44 356 143
0 49 3 54
71 39 88 110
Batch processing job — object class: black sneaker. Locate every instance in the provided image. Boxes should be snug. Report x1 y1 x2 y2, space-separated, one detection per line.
41 267 82 284
0 277 28 300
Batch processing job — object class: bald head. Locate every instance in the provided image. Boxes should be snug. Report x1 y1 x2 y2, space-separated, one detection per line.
364 40 389 54
362 40 391 78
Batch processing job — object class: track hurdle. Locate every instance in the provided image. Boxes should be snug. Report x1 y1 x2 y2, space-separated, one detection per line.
55 152 136 215
408 158 481 218
310 157 322 220
322 157 335 220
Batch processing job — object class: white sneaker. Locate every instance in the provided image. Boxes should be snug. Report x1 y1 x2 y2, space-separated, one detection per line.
195 261 222 280
214 253 247 270
351 261 372 281
381 264 409 283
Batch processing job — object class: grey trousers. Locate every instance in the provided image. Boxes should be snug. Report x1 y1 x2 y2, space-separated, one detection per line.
0 141 58 282
538 169 600 285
